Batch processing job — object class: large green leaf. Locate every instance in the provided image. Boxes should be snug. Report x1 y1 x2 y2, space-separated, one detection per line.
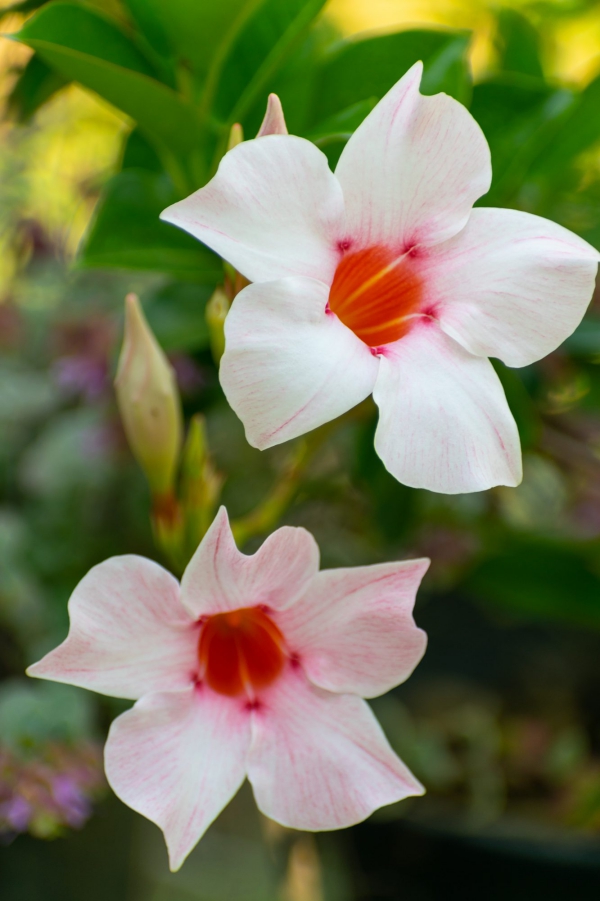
311 29 472 125
17 3 204 163
470 74 575 204
212 0 328 125
6 54 68 122
122 0 252 77
466 539 600 628
531 72 600 177
495 8 544 78
79 169 221 281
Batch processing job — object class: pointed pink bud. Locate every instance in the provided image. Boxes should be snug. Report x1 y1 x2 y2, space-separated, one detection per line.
256 93 288 137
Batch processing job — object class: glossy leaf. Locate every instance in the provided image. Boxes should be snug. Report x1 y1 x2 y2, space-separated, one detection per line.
212 0 328 124
79 170 221 282
470 74 575 204
532 72 600 177
122 0 251 76
311 29 471 125
17 3 204 159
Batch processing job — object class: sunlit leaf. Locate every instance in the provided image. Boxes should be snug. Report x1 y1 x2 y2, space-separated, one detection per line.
17 3 204 160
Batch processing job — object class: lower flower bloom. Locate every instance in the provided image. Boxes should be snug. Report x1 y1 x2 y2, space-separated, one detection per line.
27 508 429 870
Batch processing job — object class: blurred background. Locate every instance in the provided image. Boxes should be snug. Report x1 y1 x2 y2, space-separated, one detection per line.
0 0 600 898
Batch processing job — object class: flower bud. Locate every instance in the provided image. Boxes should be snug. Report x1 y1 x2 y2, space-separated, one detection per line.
115 294 182 495
205 285 231 364
257 93 288 137
227 122 244 151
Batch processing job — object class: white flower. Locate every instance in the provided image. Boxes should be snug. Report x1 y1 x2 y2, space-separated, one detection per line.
28 508 428 870
161 63 599 494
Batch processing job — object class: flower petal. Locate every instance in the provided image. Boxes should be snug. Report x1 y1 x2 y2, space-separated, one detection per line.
160 136 344 283
247 667 423 831
425 208 600 367
335 62 491 250
105 686 251 871
220 277 379 449
180 507 320 619
373 323 522 493
27 557 196 700
275 560 429 698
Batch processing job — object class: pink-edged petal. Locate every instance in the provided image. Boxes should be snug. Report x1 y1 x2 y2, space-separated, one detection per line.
275 560 429 698
373 323 522 493
180 507 320 619
335 62 491 250
220 277 379 449
160 136 344 284
247 667 423 831
105 686 251 871
257 93 288 136
27 557 196 700
423 207 600 367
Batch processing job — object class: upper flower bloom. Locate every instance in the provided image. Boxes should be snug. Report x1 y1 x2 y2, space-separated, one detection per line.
27 508 428 870
161 63 599 494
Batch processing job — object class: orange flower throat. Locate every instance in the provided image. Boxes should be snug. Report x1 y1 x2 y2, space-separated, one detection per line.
329 246 424 347
198 606 285 697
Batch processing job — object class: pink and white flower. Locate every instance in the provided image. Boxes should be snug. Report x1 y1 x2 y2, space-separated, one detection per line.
27 508 428 870
161 63 599 494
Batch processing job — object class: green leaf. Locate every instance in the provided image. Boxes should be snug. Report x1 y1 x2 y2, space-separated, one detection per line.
145 282 212 353
470 74 575 204
123 0 251 77
121 127 163 172
495 8 544 78
16 3 205 164
466 538 600 628
564 315 600 357
492 361 541 449
212 0 328 125
6 54 68 122
79 170 222 281
0 0 47 15
306 98 377 143
311 29 471 125
532 72 600 177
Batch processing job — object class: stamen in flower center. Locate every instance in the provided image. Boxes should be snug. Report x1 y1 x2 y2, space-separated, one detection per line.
329 246 424 347
198 606 285 697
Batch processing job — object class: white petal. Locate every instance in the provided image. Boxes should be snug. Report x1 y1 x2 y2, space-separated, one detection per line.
276 560 429 698
161 136 344 283
220 277 379 449
373 323 522 493
180 507 320 618
335 62 491 250
105 686 251 871
27 557 196 700
424 207 600 367
247 667 422 831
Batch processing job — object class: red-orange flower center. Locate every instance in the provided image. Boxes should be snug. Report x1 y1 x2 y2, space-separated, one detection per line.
198 606 286 697
329 246 424 347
